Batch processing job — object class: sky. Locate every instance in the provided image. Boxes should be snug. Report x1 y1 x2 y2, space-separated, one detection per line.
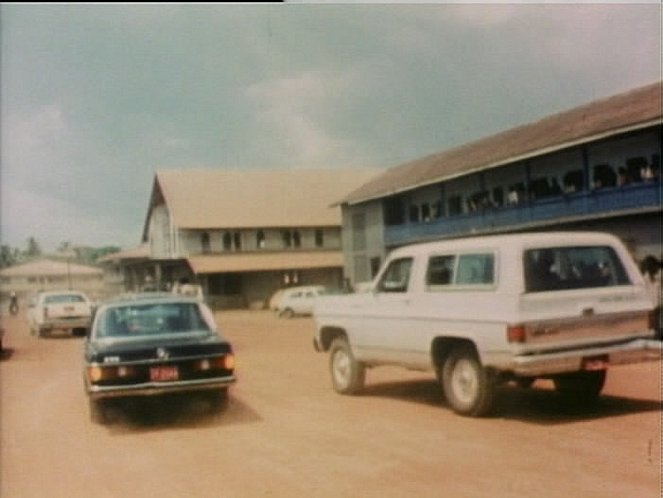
1 2 661 252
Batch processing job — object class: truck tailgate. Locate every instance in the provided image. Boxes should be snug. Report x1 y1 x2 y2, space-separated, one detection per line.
46 302 89 319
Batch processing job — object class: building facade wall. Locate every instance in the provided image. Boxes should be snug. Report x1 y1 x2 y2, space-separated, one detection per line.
342 202 386 286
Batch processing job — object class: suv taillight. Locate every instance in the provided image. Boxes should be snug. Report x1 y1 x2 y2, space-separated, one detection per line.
507 324 526 343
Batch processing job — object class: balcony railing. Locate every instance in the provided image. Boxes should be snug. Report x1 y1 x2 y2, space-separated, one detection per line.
384 180 661 247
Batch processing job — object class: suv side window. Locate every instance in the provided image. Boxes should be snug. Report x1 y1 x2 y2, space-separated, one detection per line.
377 258 413 293
426 255 455 286
456 253 495 285
426 253 495 288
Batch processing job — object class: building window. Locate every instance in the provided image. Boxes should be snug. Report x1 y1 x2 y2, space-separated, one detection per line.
256 230 266 249
233 232 242 250
201 232 211 253
314 229 324 248
409 204 420 223
421 203 431 222
432 200 444 218
448 196 463 216
282 230 293 248
281 229 301 249
384 196 405 226
223 232 232 251
492 187 504 207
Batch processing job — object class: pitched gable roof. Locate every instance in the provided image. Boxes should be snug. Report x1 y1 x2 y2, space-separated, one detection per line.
142 168 380 239
342 81 662 205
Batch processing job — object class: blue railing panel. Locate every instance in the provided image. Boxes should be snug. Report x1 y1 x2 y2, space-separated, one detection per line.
384 181 661 246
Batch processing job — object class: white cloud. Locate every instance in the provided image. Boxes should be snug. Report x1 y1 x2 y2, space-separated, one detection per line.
9 104 69 150
1 181 137 251
244 69 374 167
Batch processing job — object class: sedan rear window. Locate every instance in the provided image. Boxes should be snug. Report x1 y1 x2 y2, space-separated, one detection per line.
524 246 630 292
97 302 211 337
44 294 86 304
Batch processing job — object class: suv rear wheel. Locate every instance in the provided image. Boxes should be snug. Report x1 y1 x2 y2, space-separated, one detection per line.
442 345 496 417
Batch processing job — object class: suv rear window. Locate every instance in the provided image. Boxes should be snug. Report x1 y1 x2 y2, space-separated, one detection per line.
524 246 630 292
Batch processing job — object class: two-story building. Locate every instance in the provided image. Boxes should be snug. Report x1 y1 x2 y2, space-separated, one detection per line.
135 168 379 309
339 81 662 285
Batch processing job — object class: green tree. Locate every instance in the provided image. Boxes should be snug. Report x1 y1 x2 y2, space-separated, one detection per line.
0 245 17 268
25 237 41 258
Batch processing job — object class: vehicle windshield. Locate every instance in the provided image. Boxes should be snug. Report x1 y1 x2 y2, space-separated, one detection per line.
44 294 85 304
96 302 212 338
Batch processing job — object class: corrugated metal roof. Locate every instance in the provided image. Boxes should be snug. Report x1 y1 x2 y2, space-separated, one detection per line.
145 168 381 238
342 81 662 205
0 259 103 277
186 251 343 274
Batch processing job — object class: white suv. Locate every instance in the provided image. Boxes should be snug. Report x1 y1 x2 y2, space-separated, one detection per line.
313 231 660 416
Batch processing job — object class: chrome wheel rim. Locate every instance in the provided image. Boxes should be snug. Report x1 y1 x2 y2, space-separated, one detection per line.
450 358 478 405
332 349 351 388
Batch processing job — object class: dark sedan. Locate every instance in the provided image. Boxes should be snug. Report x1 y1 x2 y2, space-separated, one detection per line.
83 293 236 423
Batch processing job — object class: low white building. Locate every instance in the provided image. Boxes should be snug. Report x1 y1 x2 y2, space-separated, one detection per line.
0 259 105 303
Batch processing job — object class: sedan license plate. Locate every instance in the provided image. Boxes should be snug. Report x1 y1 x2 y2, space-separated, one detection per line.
150 366 179 382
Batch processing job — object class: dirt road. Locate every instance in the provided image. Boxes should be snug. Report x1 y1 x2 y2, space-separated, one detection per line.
1 310 661 497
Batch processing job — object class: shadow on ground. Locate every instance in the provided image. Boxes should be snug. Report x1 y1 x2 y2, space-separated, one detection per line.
361 379 661 425
99 393 263 434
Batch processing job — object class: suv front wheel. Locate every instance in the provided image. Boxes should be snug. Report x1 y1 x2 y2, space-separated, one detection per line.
329 337 365 395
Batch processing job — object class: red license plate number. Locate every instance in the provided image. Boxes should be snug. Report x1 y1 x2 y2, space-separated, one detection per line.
150 366 179 382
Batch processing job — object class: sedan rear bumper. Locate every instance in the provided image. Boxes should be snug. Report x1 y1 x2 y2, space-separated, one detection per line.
87 375 236 400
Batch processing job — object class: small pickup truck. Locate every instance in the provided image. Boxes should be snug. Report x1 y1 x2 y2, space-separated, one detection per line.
28 290 94 338
313 231 660 417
